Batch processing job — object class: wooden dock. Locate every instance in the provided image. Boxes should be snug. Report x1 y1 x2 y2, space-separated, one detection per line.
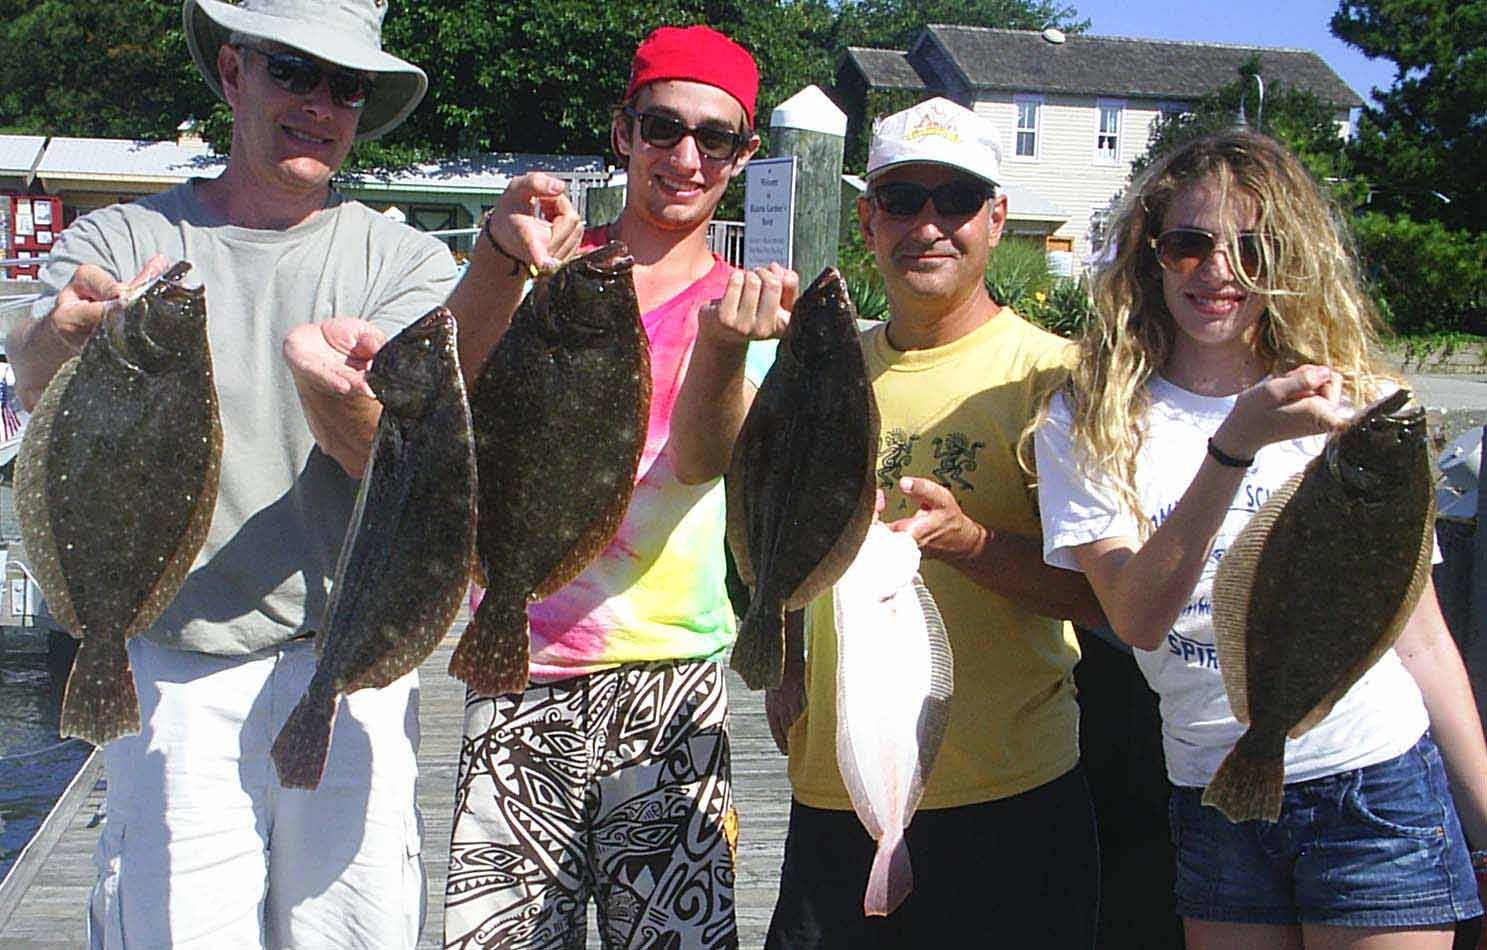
0 629 790 948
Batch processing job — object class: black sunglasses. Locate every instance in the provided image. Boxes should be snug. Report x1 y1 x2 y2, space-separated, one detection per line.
234 44 375 110
623 107 750 161
1150 228 1266 279
868 180 994 218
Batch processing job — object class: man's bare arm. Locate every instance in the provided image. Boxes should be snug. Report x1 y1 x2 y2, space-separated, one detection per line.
444 173 583 388
670 263 797 484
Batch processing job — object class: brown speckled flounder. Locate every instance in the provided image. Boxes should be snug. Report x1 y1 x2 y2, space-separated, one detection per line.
726 267 879 689
272 307 476 788
15 261 220 746
1205 389 1434 821
451 242 650 696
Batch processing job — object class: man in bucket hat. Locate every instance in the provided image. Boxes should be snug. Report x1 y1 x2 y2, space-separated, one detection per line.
8 2 456 947
763 97 1104 948
440 23 793 949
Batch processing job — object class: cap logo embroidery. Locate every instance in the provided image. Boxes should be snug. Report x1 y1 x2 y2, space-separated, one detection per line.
905 112 960 144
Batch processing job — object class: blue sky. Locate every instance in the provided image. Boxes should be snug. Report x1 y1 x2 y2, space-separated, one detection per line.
1078 0 1399 107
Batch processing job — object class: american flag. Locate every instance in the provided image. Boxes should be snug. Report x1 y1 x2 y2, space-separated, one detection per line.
1 362 27 442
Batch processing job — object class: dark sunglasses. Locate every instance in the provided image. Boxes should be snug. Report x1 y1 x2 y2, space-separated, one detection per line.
623 107 750 161
868 180 994 218
1150 227 1266 279
234 44 375 110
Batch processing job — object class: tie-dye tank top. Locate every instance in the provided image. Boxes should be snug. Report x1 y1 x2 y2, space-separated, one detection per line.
475 227 774 681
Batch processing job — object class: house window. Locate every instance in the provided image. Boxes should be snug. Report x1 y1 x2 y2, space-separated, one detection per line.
1096 101 1123 163
1014 96 1041 158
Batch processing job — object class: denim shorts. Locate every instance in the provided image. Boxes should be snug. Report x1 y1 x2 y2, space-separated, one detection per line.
1170 733 1481 927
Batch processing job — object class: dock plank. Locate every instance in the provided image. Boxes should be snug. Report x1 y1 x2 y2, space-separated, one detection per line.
0 623 791 949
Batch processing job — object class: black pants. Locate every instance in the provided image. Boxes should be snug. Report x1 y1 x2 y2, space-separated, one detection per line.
765 765 1100 949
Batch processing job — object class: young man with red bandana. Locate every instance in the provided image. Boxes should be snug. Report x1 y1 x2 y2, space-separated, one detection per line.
442 25 794 949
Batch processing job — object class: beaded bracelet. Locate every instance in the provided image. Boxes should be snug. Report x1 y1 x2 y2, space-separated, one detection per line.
478 210 533 278
1206 438 1254 469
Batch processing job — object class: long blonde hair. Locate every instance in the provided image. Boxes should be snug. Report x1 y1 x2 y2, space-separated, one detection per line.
1029 129 1385 528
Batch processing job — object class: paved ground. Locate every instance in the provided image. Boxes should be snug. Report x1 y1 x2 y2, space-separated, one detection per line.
1409 373 1487 447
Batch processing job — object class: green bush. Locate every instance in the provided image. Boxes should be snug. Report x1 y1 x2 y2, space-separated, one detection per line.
1024 276 1096 339
984 237 1054 311
1352 213 1487 336
837 225 889 321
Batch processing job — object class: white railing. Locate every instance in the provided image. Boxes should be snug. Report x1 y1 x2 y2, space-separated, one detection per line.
707 220 745 266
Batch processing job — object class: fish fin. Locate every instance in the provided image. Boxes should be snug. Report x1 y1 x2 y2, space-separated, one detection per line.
1289 481 1438 741
14 356 84 634
271 684 338 790
1287 700 1338 739
449 595 530 696
724 439 756 589
730 595 784 690
1212 471 1305 723
912 576 955 787
59 633 140 746
1202 728 1285 822
864 827 913 917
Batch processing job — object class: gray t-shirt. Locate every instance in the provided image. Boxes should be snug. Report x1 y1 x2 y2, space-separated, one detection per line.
33 180 459 655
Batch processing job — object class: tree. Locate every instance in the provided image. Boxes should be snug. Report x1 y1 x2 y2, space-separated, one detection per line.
0 0 218 140
1332 0 1487 233
1131 59 1358 196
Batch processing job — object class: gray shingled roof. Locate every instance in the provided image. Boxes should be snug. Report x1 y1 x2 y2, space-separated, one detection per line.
919 26 1362 107
842 47 928 90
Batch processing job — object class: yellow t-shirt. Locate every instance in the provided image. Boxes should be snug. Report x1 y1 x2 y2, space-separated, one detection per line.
787 309 1082 809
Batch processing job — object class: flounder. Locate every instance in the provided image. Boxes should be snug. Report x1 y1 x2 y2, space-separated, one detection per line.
272 307 476 788
451 242 650 696
15 261 220 746
834 522 953 916
727 267 879 689
1205 389 1434 821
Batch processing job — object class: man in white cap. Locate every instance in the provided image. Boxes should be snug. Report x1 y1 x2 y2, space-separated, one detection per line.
764 97 1104 948
7 2 456 947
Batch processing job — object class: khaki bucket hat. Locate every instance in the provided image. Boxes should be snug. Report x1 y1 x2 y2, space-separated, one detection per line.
182 0 428 142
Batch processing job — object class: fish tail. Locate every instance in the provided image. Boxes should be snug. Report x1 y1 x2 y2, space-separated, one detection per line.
1202 729 1286 822
730 596 784 690
271 685 337 790
864 827 913 917
59 635 139 746
449 595 530 696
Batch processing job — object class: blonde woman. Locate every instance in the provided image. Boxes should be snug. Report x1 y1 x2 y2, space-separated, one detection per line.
1034 129 1487 948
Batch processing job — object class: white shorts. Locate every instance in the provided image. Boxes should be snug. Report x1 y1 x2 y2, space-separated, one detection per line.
88 636 424 950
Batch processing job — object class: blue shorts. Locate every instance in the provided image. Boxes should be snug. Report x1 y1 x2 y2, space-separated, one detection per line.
1171 734 1482 927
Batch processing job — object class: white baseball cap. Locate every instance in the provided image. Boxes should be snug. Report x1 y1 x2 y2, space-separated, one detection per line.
865 97 1002 188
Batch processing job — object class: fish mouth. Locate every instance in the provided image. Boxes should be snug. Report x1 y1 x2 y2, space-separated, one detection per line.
571 241 634 276
1367 388 1414 419
121 261 199 309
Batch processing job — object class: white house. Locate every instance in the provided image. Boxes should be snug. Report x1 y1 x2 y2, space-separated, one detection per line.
837 25 1363 265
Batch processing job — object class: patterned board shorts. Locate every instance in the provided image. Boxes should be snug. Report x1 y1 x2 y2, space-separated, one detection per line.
445 657 739 949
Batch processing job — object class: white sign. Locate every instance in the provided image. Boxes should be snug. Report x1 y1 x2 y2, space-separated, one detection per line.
743 157 797 270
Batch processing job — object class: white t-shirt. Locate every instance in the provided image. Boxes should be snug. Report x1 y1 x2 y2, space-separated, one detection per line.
1035 376 1428 787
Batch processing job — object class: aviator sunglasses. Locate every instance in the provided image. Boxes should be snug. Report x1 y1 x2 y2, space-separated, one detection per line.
1150 227 1266 279
868 180 994 218
623 107 750 161
234 45 375 110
